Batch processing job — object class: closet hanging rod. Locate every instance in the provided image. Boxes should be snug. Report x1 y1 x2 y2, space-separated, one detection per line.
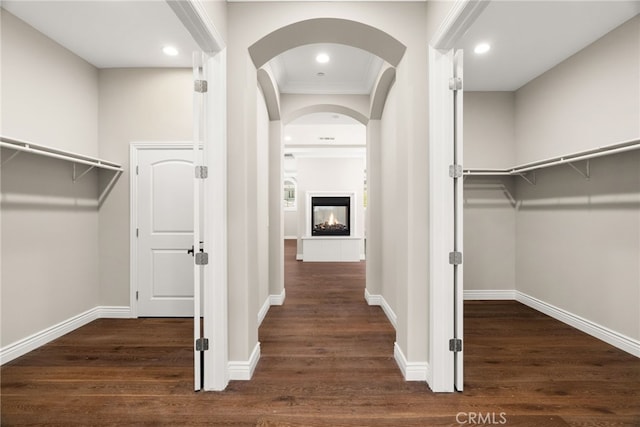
0 136 122 172
464 138 639 176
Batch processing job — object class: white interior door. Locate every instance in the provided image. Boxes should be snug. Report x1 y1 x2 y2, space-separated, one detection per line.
137 148 194 317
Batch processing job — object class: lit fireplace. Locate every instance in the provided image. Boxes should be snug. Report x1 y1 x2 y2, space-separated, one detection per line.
311 196 350 236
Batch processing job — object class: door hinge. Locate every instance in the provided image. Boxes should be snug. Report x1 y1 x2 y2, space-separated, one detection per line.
449 251 462 265
195 165 208 179
194 80 208 93
449 164 463 178
449 77 462 91
195 252 209 265
136 291 139 301
136 228 139 238
449 338 462 352
136 165 139 175
195 337 209 351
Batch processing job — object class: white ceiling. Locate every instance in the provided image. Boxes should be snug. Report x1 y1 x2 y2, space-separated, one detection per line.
2 0 638 91
269 43 383 95
1 0 199 68
459 1 640 91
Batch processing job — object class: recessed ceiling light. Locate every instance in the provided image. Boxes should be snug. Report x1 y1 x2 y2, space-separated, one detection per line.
474 43 491 55
163 46 179 56
316 53 330 64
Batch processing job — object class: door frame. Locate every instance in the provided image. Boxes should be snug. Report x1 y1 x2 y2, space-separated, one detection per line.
427 0 487 392
129 141 194 319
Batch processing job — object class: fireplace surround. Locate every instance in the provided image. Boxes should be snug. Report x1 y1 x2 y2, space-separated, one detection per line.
302 191 361 262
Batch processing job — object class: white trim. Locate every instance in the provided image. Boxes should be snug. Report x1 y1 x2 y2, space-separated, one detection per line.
270 289 286 306
515 292 640 359
364 289 397 329
284 235 297 240
430 0 490 49
258 297 270 326
296 254 303 261
394 342 429 381
258 289 287 325
97 306 132 318
464 289 517 300
427 46 456 393
0 306 131 365
228 342 261 380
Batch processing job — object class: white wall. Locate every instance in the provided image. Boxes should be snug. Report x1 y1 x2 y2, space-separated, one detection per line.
1 10 100 347
98 68 193 307
380 83 398 315
257 87 270 311
296 156 365 255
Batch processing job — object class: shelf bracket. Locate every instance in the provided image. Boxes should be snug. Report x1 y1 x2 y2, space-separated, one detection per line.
1 149 21 166
73 163 96 182
566 160 590 180
516 171 536 185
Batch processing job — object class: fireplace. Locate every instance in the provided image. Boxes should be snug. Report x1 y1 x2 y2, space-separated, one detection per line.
311 196 350 236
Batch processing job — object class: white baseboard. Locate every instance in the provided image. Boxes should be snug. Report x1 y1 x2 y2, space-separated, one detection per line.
360 253 366 261
296 254 303 261
464 289 517 300
515 291 640 358
364 289 397 329
394 342 428 381
228 342 261 380
0 306 131 365
464 289 639 358
97 306 133 318
270 288 286 305
284 235 297 240
258 297 270 326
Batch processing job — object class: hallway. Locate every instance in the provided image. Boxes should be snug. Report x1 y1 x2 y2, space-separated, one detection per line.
1 240 638 425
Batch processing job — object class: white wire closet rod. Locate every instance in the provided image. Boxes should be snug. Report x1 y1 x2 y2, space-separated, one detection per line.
0 135 123 172
464 138 640 177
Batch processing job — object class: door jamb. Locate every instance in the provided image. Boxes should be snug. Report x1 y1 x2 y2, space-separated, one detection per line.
427 0 488 392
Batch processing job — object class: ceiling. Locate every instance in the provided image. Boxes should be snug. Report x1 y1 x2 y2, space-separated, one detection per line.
1 0 199 68
458 1 640 91
269 43 383 95
2 1 638 90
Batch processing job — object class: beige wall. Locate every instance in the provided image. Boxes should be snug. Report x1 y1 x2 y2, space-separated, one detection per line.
1 10 98 154
464 16 640 342
1 11 100 346
463 92 517 292
257 87 270 311
97 68 193 306
513 16 640 341
464 92 515 169
227 1 433 365
515 15 639 164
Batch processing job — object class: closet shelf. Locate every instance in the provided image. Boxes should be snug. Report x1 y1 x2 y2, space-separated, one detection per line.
464 138 640 179
0 135 123 172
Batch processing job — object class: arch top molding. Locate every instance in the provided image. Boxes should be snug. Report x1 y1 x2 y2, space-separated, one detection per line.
284 104 369 126
248 18 407 69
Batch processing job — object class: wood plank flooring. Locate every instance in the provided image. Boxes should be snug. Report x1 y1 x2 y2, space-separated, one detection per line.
2 240 639 426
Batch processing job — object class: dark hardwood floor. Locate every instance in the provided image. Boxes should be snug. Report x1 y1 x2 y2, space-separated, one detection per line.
2 240 639 426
